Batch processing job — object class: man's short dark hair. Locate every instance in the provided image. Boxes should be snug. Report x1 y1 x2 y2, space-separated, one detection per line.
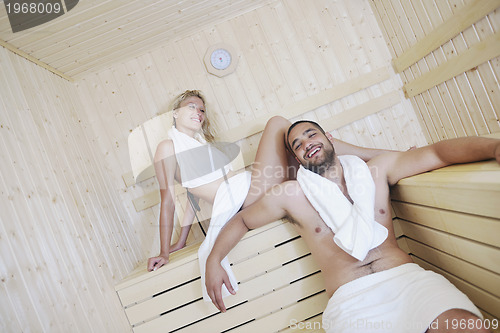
286 120 326 152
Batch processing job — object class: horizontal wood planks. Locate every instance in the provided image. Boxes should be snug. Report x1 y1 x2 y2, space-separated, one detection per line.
370 0 500 143
391 159 500 323
115 220 328 333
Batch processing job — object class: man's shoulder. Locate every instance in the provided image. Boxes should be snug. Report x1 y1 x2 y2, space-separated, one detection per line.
270 180 307 202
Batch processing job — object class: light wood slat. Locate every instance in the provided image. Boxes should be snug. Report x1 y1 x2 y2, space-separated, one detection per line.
29 1 179 58
4 0 124 44
279 314 325 333
122 171 137 187
397 219 500 274
115 220 284 291
392 184 500 219
392 219 404 238
126 254 320 326
116 220 288 302
413 257 500 319
228 221 299 264
25 0 266 64
1 40 133 332
392 201 500 247
435 0 498 137
394 168 500 190
403 32 500 98
234 237 311 282
132 190 159 212
117 258 199 308
430 160 500 173
115 244 198 291
172 274 325 333
117 220 296 307
396 236 411 254
320 91 401 134
480 309 500 333
406 238 500 297
391 169 500 219
235 293 328 333
392 0 500 72
61 0 271 77
0 39 73 81
219 67 390 142
4 48 120 331
126 279 201 326
132 272 324 333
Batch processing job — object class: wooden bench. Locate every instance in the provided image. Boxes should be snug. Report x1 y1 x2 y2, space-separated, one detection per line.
115 220 328 332
392 159 500 328
116 157 499 332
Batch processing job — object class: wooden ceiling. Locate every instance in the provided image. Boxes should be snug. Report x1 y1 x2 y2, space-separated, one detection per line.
0 0 271 80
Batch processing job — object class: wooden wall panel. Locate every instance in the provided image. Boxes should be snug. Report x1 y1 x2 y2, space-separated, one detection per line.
0 47 136 332
371 0 500 143
76 0 427 262
391 158 500 325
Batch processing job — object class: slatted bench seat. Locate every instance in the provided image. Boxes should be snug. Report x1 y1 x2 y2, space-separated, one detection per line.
391 159 500 329
115 220 328 333
116 158 500 333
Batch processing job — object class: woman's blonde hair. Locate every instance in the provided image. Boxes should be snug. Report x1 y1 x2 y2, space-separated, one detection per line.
172 90 216 143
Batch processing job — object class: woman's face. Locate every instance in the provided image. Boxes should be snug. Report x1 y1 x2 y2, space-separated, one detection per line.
174 96 205 131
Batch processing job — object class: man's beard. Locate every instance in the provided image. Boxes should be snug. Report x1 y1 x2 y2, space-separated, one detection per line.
303 145 335 175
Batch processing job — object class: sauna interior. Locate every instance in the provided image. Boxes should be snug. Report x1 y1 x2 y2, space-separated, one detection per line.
1 0 499 332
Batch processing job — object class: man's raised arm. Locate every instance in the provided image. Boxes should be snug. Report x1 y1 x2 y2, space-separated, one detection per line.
375 136 500 186
205 183 289 312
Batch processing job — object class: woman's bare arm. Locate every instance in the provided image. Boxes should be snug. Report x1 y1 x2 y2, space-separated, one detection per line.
147 140 177 271
169 194 197 252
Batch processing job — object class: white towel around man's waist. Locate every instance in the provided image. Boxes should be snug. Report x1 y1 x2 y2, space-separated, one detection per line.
198 171 252 302
296 155 388 261
322 263 482 333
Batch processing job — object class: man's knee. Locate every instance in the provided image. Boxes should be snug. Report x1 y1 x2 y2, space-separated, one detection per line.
427 309 490 333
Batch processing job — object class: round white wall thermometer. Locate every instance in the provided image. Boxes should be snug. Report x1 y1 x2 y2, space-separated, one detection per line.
204 44 239 77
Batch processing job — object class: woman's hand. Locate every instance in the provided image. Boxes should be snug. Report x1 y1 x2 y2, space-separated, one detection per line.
147 254 169 271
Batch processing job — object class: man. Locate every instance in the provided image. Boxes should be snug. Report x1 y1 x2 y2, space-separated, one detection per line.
206 120 499 332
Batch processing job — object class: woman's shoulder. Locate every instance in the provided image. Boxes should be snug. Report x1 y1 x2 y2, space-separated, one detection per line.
154 139 175 162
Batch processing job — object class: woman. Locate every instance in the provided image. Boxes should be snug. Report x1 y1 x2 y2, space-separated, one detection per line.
147 90 389 272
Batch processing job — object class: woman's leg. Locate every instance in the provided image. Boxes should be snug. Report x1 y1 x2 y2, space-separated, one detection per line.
243 116 298 208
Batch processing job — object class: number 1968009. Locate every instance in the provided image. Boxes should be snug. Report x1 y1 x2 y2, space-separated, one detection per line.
5 2 62 14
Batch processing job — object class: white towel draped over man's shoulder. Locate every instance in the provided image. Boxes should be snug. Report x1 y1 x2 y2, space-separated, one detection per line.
296 155 388 261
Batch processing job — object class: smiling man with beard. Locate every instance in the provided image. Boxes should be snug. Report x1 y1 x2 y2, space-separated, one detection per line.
288 121 336 175
205 120 500 333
